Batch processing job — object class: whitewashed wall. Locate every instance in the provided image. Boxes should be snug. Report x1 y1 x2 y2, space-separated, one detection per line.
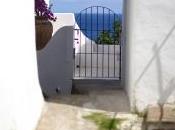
124 0 175 112
37 13 74 96
0 0 44 130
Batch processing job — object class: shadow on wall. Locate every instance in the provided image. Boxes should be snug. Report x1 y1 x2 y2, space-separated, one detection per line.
135 25 175 105
37 26 74 97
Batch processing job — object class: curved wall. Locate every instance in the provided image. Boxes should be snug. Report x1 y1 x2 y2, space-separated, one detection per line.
37 13 75 96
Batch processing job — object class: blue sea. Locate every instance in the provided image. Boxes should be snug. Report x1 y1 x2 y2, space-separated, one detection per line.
74 13 122 40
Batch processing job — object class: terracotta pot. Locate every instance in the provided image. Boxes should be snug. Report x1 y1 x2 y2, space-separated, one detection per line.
35 16 53 50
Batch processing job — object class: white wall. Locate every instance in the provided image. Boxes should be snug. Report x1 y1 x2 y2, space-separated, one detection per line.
75 45 120 67
125 0 175 112
122 0 136 112
0 0 44 130
37 13 74 96
52 13 75 34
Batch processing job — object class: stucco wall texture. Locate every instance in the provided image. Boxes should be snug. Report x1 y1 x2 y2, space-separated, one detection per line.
37 14 74 96
0 0 44 130
124 0 175 112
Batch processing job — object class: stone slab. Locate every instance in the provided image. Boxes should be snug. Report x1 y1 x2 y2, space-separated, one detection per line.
162 104 175 123
147 104 161 122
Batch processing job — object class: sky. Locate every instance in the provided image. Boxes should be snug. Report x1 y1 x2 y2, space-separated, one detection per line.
50 0 123 14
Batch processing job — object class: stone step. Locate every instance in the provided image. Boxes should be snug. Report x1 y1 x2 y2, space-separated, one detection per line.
146 104 175 130
72 79 122 94
147 104 175 123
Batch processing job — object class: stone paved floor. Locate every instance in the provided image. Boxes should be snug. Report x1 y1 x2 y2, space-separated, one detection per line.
36 90 143 130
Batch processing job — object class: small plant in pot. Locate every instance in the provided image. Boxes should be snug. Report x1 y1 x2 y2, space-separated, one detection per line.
35 0 56 50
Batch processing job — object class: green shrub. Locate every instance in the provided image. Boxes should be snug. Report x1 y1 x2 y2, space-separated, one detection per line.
83 112 121 130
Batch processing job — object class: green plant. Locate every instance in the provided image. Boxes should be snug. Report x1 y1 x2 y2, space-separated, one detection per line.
96 31 113 45
96 20 122 45
83 112 121 130
112 21 122 45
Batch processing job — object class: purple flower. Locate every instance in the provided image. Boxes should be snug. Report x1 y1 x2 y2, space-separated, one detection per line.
35 0 57 21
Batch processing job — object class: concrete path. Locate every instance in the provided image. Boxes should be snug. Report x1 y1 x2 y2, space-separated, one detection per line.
36 90 143 130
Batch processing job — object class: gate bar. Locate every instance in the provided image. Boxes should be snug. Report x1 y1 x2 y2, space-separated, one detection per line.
102 7 105 78
91 7 93 77
96 6 99 77
108 10 110 78
85 9 87 77
114 14 116 77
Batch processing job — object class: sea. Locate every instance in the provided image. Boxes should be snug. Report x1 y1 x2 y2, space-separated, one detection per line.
74 13 122 40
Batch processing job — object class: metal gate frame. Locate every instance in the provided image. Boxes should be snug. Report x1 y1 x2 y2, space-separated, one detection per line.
73 6 122 80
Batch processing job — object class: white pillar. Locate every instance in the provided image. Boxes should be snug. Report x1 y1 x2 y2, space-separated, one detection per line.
0 0 44 130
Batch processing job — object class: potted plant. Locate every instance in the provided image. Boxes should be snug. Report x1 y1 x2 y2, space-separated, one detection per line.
35 0 57 50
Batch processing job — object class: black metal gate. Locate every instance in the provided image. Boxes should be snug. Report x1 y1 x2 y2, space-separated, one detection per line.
74 6 122 80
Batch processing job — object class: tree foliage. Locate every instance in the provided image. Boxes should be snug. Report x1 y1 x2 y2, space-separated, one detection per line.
96 20 122 45
96 31 113 45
